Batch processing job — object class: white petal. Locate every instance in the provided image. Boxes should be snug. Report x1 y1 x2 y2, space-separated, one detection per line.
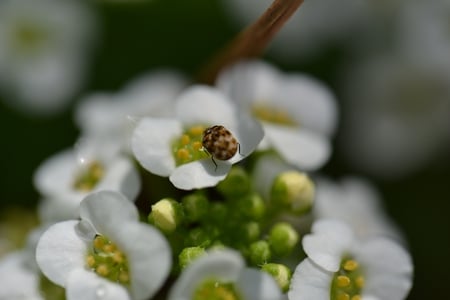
279 74 338 136
237 268 282 300
79 191 139 236
111 223 172 300
95 156 141 202
169 159 231 190
33 149 78 196
131 118 181 176
302 219 354 272
264 124 331 170
288 259 332 300
357 238 413 300
168 249 245 300
216 60 282 107
0 252 42 300
66 268 130 300
229 113 265 164
175 85 237 127
36 220 87 286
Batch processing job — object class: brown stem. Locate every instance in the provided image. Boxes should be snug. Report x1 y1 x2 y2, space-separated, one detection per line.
197 0 304 85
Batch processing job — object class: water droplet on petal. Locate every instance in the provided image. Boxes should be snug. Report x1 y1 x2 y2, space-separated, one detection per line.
96 284 107 299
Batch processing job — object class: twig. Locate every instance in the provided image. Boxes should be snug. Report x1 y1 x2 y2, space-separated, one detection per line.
197 0 304 85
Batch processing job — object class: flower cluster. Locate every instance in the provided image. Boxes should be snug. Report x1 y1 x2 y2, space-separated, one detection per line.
0 1 417 299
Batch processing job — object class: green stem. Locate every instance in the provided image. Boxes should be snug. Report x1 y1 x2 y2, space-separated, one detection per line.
197 0 305 85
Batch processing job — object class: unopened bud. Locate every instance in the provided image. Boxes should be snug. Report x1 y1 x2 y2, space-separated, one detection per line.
148 198 184 234
271 171 315 215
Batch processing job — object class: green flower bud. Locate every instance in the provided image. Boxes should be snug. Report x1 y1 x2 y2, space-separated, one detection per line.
238 193 266 220
249 240 271 266
261 263 292 292
270 171 315 215
185 227 212 248
182 192 209 223
241 221 261 243
268 222 299 257
217 166 251 198
148 198 184 234
179 246 206 270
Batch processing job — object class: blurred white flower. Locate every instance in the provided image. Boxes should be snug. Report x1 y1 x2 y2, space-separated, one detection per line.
339 55 450 178
168 249 282 300
0 251 43 300
217 60 337 170
75 70 188 152
395 0 450 70
33 138 140 222
131 85 264 190
289 219 413 300
220 0 370 61
314 177 404 241
36 191 172 300
0 0 97 116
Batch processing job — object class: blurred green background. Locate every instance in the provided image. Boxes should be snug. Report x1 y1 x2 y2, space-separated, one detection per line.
0 1 449 299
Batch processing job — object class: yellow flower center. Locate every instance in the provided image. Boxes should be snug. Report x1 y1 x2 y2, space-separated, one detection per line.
172 125 209 166
330 257 365 300
252 104 298 126
12 22 49 54
73 161 105 192
193 279 242 300
85 235 130 285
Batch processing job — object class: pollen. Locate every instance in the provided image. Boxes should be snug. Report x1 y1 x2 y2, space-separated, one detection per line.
73 161 105 192
172 125 209 166
189 125 205 136
355 276 364 288
193 141 203 151
351 295 362 300
181 134 190 145
177 148 190 160
86 234 130 286
252 104 298 126
343 260 359 271
337 275 351 287
336 293 350 300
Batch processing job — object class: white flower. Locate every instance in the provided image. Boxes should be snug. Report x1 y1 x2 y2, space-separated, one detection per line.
131 85 264 190
217 60 337 170
289 219 413 300
314 177 404 241
339 54 450 178
395 0 450 71
220 0 370 61
75 70 188 152
33 138 140 222
168 249 282 300
0 0 96 116
36 190 172 300
0 251 43 300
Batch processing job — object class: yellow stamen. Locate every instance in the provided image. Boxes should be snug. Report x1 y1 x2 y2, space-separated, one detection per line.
337 293 350 300
181 134 190 145
336 275 351 287
103 243 116 253
112 252 124 264
118 271 130 284
343 260 359 271
189 125 205 136
94 236 105 249
177 148 190 160
355 276 365 288
86 255 96 268
96 264 109 276
351 295 362 300
193 141 203 151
